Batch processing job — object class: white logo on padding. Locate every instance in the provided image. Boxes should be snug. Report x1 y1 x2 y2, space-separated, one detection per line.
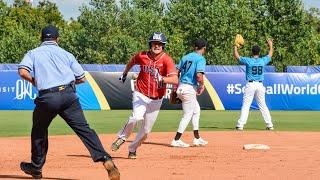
15 80 36 100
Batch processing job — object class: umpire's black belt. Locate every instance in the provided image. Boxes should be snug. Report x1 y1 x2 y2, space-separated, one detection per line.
248 80 262 83
39 84 73 96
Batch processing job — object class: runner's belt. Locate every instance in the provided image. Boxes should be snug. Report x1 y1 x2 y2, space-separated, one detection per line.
248 80 262 83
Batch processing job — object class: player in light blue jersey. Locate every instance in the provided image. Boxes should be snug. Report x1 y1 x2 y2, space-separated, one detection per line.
178 48 206 86
233 39 274 131
170 39 208 147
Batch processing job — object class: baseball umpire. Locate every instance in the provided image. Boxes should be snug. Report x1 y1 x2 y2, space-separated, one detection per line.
18 25 120 180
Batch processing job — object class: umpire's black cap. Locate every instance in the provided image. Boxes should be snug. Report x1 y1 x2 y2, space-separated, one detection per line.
194 39 207 49
41 25 59 41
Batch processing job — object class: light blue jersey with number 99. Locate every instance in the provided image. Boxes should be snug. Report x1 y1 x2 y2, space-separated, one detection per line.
239 55 271 81
178 52 206 86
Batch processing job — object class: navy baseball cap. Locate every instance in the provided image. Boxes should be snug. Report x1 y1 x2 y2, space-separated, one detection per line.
194 39 207 49
41 25 59 41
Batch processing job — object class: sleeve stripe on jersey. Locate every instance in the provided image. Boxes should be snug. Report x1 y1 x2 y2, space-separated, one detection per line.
75 73 85 80
18 65 32 72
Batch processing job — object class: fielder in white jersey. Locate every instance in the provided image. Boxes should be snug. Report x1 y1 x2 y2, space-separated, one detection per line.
110 32 178 159
170 39 209 148
234 39 274 131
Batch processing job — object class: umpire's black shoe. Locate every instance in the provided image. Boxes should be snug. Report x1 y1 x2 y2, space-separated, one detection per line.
20 162 42 179
103 160 120 180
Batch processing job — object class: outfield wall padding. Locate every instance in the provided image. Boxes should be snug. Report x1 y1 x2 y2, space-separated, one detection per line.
1 71 320 110
286 66 320 73
0 64 276 72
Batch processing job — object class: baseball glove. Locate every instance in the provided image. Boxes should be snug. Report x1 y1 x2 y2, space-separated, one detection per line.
170 90 182 104
234 34 244 47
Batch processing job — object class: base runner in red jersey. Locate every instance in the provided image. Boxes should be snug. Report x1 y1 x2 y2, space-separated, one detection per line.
111 32 178 159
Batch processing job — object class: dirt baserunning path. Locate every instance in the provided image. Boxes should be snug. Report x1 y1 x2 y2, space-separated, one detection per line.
1 131 320 180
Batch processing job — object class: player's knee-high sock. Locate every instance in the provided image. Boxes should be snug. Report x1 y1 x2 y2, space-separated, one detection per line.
193 130 200 139
174 132 182 140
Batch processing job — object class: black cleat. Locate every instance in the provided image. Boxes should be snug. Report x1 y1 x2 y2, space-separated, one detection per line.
20 162 42 179
235 126 243 131
266 127 274 130
128 151 137 159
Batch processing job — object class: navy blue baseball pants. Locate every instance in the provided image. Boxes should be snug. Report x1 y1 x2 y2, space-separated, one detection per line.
30 86 111 168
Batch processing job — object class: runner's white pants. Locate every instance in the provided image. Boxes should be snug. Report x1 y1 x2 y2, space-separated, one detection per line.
176 83 200 133
236 81 273 128
117 91 162 152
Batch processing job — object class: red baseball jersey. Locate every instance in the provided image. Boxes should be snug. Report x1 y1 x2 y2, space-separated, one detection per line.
131 51 177 99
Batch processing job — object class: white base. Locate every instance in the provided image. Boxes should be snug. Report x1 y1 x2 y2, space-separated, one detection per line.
243 144 270 150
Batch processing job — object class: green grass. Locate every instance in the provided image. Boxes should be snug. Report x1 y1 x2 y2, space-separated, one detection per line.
0 110 320 137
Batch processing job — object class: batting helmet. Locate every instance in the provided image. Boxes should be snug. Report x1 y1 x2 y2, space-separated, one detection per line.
148 32 167 48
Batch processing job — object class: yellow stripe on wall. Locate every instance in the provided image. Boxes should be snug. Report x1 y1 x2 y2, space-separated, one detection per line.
85 72 110 110
203 76 225 110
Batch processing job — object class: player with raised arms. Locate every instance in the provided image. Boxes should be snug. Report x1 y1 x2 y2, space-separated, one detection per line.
233 35 274 131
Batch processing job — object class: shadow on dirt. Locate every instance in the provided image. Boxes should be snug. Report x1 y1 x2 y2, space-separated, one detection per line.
0 174 78 180
66 154 91 158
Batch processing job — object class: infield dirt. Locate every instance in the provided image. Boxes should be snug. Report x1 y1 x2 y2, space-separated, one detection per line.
1 131 320 180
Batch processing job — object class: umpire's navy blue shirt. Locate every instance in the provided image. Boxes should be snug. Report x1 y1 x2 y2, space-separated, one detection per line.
19 41 85 90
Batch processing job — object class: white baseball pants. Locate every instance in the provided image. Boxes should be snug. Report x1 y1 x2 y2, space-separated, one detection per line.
117 91 162 152
236 81 273 128
176 83 200 133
